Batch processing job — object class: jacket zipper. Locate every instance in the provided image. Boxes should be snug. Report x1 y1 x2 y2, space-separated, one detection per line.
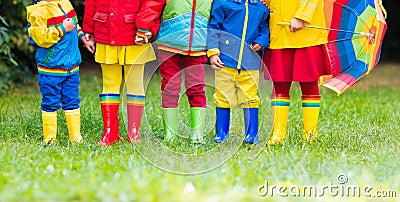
58 3 68 18
58 3 72 74
68 55 72 75
237 0 249 71
188 0 197 55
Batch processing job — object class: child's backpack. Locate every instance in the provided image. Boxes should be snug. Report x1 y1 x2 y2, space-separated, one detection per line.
27 0 41 47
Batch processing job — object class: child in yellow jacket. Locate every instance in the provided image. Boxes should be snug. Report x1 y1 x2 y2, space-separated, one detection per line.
27 0 94 144
262 0 331 144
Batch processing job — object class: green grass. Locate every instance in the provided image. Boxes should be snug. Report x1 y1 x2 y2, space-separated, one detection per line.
0 63 399 201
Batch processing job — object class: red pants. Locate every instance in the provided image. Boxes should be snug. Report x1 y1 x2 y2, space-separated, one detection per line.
158 50 207 108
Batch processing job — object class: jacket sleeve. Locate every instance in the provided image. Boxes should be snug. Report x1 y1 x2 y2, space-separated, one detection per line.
83 0 96 34
294 0 321 23
253 10 270 51
207 0 225 57
67 0 84 39
77 24 84 41
28 11 65 48
135 0 166 38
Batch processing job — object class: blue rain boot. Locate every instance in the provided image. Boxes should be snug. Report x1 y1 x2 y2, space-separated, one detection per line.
243 108 259 144
213 107 230 143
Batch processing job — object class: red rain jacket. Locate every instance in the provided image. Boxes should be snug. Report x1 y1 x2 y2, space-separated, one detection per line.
83 0 165 46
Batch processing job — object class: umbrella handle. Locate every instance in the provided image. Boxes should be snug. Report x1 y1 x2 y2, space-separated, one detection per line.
276 22 374 38
277 22 291 26
379 0 387 19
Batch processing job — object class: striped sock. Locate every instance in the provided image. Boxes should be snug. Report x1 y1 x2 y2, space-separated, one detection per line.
99 94 120 105
301 95 321 108
127 94 145 106
271 94 290 107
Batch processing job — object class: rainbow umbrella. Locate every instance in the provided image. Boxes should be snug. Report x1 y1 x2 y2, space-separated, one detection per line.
320 0 387 95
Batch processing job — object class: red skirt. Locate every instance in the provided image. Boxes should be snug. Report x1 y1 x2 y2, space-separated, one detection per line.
263 44 332 82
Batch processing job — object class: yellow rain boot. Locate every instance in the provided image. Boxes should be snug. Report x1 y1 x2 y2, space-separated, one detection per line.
267 95 289 145
42 111 57 144
302 95 320 142
65 108 83 144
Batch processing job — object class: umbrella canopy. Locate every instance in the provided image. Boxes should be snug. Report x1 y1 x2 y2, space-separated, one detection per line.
321 0 387 95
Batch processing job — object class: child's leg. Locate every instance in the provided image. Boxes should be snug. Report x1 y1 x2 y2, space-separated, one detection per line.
124 64 145 142
159 50 182 108
158 50 182 141
268 82 291 145
101 64 123 94
300 81 320 141
38 74 62 144
214 68 237 108
182 55 207 143
124 64 145 95
237 70 260 144
60 73 82 143
272 82 291 97
182 55 207 108
213 68 236 143
98 64 122 146
61 73 80 110
38 74 62 112
237 70 260 108
299 81 319 95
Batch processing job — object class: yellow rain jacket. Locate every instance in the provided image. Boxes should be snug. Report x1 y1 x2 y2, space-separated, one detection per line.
267 0 328 49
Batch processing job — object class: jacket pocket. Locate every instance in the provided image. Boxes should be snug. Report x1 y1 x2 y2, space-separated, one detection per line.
220 34 238 47
43 47 55 65
124 14 136 23
219 34 239 60
93 12 108 22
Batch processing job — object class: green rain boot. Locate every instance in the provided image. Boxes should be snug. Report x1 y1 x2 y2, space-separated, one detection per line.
190 107 206 144
162 108 179 142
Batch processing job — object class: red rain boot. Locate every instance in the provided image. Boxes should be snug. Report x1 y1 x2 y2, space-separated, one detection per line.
99 103 120 146
127 104 144 142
